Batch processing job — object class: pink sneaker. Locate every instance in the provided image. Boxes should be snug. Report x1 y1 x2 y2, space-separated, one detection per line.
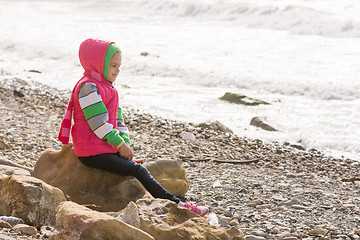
178 202 209 217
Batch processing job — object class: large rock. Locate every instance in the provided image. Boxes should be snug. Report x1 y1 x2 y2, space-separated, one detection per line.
33 145 150 212
219 92 269 106
144 159 189 196
195 120 233 134
51 201 155 240
250 117 278 132
117 199 244 240
0 175 66 228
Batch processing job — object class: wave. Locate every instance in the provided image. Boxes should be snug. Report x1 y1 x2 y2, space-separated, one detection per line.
129 0 360 38
125 60 360 102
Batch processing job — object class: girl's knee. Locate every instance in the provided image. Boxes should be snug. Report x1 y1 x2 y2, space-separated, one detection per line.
134 165 152 179
137 164 150 175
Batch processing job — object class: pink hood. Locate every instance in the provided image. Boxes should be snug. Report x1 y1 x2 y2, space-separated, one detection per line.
58 38 116 147
79 38 114 77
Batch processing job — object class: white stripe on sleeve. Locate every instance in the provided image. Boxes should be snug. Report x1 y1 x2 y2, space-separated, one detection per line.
94 123 114 139
117 127 128 132
79 92 102 109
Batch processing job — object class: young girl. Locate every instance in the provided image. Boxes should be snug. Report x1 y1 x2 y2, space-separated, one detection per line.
58 38 208 217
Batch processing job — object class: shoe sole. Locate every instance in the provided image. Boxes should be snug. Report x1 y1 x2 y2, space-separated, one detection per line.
200 208 209 217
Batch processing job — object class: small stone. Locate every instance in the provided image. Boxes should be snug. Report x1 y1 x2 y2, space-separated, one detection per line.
224 208 235 217
290 143 305 151
212 180 222 188
245 235 266 240
0 140 10 150
13 224 38 235
308 229 326 236
229 219 239 226
0 219 12 228
207 212 219 226
319 205 332 209
279 198 299 206
13 89 25 97
286 173 297 178
219 216 231 227
271 227 281 234
256 204 271 209
290 205 311 210
40 225 54 237
282 237 298 240
28 69 42 73
273 194 288 201
278 231 291 238
248 199 262 206
183 132 195 142
251 230 266 238
0 216 24 226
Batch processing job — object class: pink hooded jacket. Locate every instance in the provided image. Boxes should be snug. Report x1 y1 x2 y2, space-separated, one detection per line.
58 39 120 157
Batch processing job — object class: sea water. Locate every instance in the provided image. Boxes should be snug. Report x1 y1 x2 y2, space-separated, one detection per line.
0 0 359 160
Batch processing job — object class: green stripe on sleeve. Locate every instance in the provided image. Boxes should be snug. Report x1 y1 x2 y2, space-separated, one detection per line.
103 129 125 148
119 132 130 145
117 107 123 120
83 102 108 120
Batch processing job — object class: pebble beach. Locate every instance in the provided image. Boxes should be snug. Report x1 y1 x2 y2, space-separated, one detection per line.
0 77 359 239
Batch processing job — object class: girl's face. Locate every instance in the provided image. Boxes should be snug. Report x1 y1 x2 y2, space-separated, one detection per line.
107 51 122 83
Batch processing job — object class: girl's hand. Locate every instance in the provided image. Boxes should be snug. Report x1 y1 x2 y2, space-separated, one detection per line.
118 143 134 160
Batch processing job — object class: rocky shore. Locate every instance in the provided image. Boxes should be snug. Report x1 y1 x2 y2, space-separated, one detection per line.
0 78 359 239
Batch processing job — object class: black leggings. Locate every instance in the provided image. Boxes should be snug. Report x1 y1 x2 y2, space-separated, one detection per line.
79 153 180 204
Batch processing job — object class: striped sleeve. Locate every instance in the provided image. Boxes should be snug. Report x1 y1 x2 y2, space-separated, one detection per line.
79 82 124 148
117 107 130 145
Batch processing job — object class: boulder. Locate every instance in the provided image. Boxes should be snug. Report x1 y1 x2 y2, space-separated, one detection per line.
33 145 150 212
144 159 189 196
117 199 245 240
219 92 269 106
51 201 155 240
0 175 66 228
284 142 306 151
195 121 233 134
250 117 278 132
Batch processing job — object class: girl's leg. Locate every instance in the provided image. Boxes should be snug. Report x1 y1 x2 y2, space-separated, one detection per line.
79 153 180 203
